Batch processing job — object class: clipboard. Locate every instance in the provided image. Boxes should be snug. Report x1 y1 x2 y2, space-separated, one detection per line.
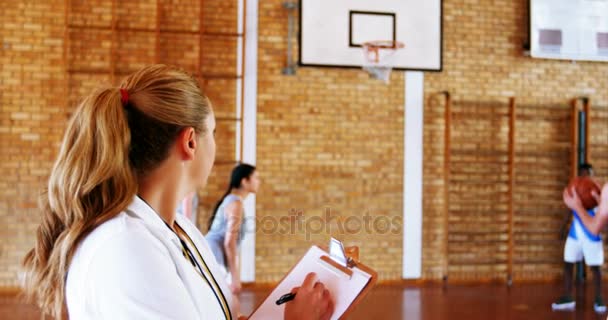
249 238 378 320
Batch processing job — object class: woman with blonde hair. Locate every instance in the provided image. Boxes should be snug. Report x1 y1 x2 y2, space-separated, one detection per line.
22 64 334 320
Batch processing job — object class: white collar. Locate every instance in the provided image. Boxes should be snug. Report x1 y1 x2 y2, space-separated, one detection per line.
126 195 179 241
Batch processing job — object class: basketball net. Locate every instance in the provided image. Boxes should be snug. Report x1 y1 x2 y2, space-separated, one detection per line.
362 40 405 84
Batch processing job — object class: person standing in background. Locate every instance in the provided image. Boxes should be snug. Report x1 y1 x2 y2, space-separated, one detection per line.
206 163 259 316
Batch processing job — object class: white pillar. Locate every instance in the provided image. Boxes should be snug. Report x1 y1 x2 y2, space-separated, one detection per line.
240 0 258 283
403 71 424 279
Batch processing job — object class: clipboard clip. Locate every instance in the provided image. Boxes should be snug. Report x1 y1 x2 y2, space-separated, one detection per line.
318 238 360 278
329 237 357 268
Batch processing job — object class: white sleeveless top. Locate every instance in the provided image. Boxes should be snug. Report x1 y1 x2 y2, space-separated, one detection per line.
65 196 236 319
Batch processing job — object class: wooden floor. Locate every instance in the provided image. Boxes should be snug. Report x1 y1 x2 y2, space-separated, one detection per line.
3 283 608 319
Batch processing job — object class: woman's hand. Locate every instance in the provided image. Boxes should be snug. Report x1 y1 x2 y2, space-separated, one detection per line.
284 272 334 320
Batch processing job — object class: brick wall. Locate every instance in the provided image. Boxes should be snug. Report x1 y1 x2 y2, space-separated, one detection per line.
3 0 608 288
0 0 240 288
255 1 405 282
422 0 608 281
1 1 66 287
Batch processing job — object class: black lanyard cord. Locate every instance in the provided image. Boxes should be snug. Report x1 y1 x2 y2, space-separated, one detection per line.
130 196 232 319
164 221 233 320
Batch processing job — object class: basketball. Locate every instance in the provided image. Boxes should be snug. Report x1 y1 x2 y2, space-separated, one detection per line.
567 177 601 210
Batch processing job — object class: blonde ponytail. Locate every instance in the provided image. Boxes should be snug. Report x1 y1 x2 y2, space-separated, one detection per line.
23 65 211 319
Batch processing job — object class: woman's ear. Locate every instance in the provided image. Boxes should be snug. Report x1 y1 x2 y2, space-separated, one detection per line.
178 127 197 161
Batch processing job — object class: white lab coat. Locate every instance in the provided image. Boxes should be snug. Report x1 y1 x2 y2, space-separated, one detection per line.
66 196 236 319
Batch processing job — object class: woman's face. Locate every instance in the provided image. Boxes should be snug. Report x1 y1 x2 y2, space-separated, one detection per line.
193 111 216 189
243 171 260 194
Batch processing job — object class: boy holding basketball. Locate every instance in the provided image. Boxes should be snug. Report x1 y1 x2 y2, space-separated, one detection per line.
553 163 606 313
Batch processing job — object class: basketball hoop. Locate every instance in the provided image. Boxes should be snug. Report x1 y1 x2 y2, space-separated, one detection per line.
362 40 405 83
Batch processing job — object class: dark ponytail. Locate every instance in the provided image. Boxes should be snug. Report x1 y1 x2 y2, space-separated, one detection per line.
208 163 256 231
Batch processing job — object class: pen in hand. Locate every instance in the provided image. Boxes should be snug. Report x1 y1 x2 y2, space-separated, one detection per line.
276 292 296 305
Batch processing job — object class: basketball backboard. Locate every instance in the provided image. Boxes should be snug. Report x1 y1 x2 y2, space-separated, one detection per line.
299 0 442 71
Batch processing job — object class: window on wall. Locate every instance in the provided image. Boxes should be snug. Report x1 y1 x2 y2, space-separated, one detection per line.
66 0 246 228
530 0 608 62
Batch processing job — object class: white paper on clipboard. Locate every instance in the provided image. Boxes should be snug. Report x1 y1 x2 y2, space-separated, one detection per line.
249 246 372 320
